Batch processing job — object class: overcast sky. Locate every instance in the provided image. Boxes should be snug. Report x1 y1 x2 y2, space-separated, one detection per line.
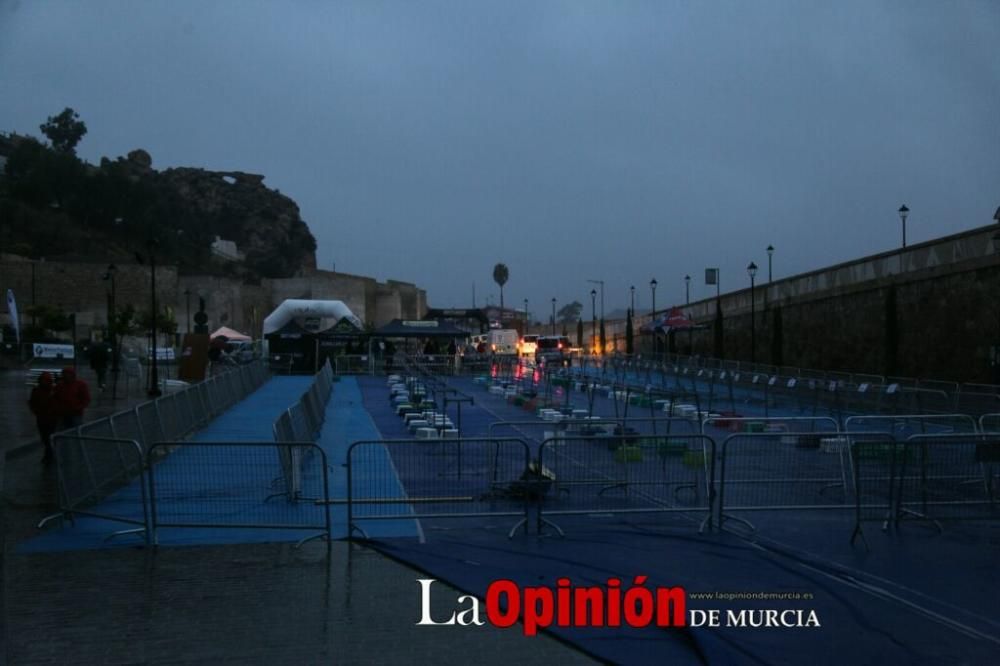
2 1 998 314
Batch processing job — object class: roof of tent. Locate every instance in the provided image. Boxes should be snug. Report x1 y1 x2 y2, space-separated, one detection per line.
641 307 708 333
209 326 252 341
374 319 472 338
263 320 314 339
262 299 361 336
317 316 364 339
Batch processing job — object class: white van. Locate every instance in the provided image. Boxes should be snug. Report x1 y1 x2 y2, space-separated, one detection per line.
487 329 519 355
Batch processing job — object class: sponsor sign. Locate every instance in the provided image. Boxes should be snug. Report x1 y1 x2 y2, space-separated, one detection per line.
33 343 75 359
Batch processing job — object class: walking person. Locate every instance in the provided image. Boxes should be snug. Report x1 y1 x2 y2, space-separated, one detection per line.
89 342 109 390
53 366 91 430
28 372 59 464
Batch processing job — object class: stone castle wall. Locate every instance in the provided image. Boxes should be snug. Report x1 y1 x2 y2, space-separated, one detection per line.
0 257 426 339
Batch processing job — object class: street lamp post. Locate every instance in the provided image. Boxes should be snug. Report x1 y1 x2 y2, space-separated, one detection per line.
650 278 657 355
767 245 774 282
524 298 528 330
551 298 556 335
898 205 909 248
587 279 604 321
748 262 758 365
102 264 118 398
147 240 161 397
630 285 635 315
993 230 1000 383
684 275 690 305
590 289 597 354
184 288 192 334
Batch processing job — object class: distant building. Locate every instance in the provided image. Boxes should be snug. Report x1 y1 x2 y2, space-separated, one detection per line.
210 236 244 262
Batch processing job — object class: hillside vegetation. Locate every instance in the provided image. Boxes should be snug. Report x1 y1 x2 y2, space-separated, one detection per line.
0 111 317 279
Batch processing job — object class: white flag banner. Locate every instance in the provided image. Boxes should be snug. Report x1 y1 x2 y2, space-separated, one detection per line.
6 289 19 344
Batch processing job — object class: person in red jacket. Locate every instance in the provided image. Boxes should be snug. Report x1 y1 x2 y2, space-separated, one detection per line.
28 372 60 464
53 366 91 430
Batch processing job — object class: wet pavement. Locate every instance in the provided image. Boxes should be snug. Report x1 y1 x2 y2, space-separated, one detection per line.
0 368 597 665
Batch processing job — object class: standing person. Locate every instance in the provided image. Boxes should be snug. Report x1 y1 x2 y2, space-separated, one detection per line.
89 342 109 390
28 372 59 464
54 366 91 429
384 339 396 373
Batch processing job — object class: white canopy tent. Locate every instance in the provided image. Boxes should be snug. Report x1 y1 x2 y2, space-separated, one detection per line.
209 326 252 341
262 299 362 336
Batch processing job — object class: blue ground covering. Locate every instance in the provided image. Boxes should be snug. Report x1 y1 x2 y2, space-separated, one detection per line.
21 376 315 551
22 366 1000 663
354 371 1000 665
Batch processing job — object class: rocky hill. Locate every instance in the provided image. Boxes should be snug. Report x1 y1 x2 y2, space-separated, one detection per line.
0 133 317 278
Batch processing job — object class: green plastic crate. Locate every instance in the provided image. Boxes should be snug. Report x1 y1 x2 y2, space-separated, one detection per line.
615 445 643 463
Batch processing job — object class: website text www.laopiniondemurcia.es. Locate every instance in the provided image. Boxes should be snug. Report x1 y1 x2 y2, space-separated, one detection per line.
417 578 821 635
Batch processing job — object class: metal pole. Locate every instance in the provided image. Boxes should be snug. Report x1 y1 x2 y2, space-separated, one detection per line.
750 273 756 364
630 285 635 314
650 279 657 356
109 269 119 400
551 298 556 335
685 275 690 305
148 243 161 397
590 290 596 353
30 261 37 326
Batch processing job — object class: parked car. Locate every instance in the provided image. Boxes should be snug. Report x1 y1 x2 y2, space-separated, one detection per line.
535 335 571 366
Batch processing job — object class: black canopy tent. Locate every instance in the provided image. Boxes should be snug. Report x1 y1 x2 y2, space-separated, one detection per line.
316 316 366 365
374 319 473 339
264 319 316 372
422 308 489 333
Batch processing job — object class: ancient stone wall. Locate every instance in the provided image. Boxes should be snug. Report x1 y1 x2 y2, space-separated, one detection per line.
658 225 1000 383
0 256 428 341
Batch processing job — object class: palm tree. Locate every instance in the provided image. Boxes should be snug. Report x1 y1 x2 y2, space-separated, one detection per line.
492 263 509 313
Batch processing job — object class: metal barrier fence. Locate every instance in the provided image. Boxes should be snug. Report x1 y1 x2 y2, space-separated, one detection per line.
618 351 1000 417
702 415 839 437
850 433 906 546
488 417 701 446
334 355 374 375
40 362 272 541
716 431 870 532
851 433 1000 545
148 441 330 546
345 437 532 539
45 434 148 544
537 434 716 535
273 361 334 501
980 413 1000 433
896 434 999 527
844 414 978 438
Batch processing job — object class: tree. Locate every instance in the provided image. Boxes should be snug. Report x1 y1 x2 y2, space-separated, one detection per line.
492 263 508 312
40 107 88 154
557 301 582 324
